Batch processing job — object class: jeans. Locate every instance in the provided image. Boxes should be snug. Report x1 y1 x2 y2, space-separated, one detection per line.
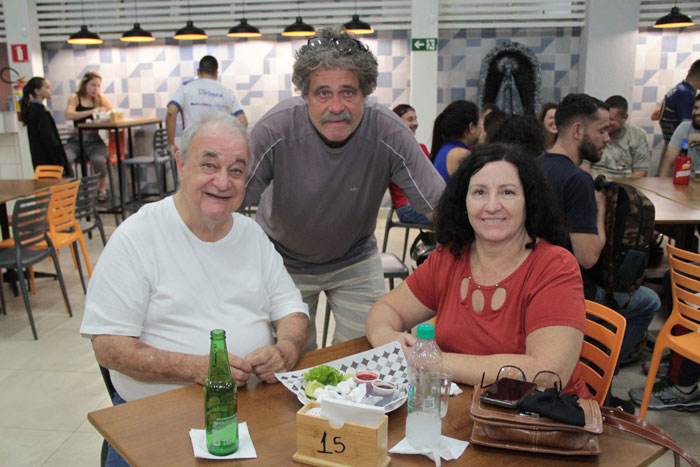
105 391 130 467
396 204 431 226
588 284 660 361
290 254 386 352
65 133 108 177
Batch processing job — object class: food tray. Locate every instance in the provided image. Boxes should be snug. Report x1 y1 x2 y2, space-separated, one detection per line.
275 341 408 413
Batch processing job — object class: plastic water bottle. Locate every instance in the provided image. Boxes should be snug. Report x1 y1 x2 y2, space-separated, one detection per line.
405 323 443 450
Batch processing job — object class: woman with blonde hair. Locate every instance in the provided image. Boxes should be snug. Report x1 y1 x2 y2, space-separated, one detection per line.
65 71 114 200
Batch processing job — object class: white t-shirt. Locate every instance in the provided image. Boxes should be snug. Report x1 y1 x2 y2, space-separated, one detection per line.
168 78 245 128
80 197 307 401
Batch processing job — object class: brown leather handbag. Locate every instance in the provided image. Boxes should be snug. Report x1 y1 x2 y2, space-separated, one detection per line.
469 385 603 455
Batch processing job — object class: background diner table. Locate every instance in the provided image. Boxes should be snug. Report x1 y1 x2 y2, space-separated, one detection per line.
88 337 665 466
77 116 163 223
618 177 700 251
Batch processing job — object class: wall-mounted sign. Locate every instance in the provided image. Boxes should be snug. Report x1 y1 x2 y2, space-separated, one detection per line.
412 38 437 52
11 44 29 63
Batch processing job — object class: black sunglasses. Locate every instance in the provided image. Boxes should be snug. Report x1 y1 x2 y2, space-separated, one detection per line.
306 36 369 55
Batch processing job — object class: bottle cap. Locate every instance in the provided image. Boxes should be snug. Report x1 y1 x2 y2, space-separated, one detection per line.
416 323 435 340
210 329 226 339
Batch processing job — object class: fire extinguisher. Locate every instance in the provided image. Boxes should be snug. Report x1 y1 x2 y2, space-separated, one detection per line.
13 77 26 120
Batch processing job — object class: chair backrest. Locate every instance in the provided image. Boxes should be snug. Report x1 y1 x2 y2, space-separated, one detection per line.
11 191 52 249
579 300 627 406
75 175 101 221
667 244 700 330
153 128 170 159
48 180 81 235
34 165 64 180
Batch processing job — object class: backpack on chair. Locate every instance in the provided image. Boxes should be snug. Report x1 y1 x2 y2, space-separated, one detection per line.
589 175 656 298
410 231 437 269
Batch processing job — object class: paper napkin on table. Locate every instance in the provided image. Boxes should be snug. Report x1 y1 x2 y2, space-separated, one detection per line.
390 436 469 465
189 422 257 460
449 382 463 396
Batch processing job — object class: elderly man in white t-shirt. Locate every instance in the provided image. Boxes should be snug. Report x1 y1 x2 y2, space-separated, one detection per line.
81 112 309 406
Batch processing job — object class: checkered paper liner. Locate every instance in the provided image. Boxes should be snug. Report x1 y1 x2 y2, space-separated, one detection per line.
275 341 409 413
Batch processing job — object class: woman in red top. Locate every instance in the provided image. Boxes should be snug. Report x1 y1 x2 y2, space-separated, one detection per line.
367 143 593 398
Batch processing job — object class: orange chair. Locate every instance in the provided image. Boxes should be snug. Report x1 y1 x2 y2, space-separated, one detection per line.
639 244 700 418
34 165 64 180
31 180 92 294
579 300 627 406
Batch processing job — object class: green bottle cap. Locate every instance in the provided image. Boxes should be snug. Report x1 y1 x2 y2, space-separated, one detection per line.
416 323 435 340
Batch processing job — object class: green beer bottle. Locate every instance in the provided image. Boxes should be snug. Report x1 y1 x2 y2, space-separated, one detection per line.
204 329 238 455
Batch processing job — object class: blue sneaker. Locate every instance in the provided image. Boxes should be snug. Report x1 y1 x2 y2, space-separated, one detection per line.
629 378 700 412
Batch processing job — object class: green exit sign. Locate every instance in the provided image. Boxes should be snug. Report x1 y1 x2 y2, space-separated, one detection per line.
412 38 437 51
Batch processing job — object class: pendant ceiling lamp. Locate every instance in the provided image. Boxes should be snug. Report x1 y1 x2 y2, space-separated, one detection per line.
344 0 373 34
654 2 694 28
227 1 262 38
67 0 103 45
121 0 155 42
174 0 208 40
282 1 315 37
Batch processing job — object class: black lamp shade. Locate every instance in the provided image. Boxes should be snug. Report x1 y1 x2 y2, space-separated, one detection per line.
67 25 103 45
121 23 155 42
344 14 373 34
654 6 694 28
227 18 262 37
174 20 208 40
282 16 315 37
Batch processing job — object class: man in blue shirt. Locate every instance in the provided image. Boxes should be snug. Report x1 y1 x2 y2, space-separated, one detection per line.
657 60 700 144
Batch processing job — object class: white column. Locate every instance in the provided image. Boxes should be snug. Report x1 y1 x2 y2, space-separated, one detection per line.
3 0 45 179
578 0 640 101
410 0 439 148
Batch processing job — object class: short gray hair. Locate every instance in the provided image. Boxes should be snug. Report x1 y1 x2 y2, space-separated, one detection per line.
292 27 378 97
179 111 250 162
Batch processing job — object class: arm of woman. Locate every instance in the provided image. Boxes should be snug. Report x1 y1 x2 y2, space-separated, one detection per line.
444 325 583 387
97 92 114 112
366 281 436 356
446 147 471 176
64 93 93 121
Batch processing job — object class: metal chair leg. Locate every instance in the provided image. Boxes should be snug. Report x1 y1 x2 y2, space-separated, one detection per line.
16 266 38 340
0 267 6 315
50 247 73 317
72 242 87 294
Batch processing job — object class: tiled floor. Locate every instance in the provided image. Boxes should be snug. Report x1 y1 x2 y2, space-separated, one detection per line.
0 208 697 466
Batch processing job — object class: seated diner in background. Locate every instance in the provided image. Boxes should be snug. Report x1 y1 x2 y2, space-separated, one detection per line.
64 71 114 201
366 143 592 398
430 100 481 181
658 94 700 177
539 102 558 151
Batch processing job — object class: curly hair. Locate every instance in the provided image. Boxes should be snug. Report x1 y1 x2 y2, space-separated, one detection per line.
292 28 377 97
434 142 567 257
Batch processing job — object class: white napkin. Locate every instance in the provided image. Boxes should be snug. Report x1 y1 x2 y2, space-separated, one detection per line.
320 398 384 428
189 422 257 460
449 382 463 396
389 436 469 466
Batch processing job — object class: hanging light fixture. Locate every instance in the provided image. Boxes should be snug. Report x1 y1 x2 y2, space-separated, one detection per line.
282 1 315 37
121 0 155 42
227 1 262 38
174 0 208 40
654 1 694 28
67 0 103 45
344 0 373 35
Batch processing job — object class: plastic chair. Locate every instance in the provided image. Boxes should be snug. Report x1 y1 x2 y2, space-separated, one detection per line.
32 180 92 294
321 253 409 348
381 206 431 262
75 175 107 246
579 300 627 406
639 244 700 418
0 192 72 339
34 165 64 180
121 128 178 209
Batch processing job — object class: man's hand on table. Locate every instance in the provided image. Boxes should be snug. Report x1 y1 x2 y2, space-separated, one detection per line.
244 341 298 383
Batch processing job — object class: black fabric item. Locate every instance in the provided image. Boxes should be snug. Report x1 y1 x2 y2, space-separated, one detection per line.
519 388 585 426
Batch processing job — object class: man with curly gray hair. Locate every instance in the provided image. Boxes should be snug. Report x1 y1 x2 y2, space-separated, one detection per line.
244 27 444 351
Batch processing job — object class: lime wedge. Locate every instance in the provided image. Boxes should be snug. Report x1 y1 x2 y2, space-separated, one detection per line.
305 381 324 398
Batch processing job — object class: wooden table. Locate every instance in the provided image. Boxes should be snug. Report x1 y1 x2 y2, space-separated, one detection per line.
88 338 665 466
618 177 700 250
77 117 162 222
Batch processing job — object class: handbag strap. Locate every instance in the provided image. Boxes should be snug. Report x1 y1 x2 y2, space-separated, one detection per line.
600 407 699 467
